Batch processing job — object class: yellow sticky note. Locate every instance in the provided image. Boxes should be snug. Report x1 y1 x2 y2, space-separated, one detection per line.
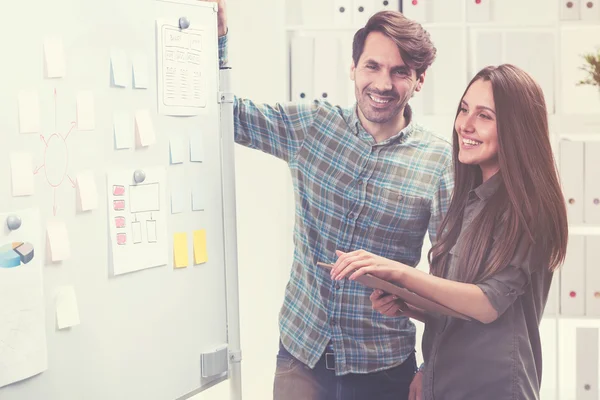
173 232 189 268
193 230 208 264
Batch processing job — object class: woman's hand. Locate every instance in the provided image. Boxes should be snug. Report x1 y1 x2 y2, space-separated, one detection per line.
330 249 405 283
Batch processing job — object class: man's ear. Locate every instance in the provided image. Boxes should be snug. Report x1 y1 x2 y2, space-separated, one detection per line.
414 71 426 92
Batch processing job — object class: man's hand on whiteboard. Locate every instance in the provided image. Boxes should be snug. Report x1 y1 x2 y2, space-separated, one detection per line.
200 0 227 37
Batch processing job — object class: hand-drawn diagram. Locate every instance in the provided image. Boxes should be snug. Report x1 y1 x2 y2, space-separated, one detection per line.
33 89 77 216
0 208 47 389
107 167 168 275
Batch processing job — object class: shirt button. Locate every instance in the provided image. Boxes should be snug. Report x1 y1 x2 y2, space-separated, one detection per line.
335 283 340 290
347 212 355 219
330 318 336 325
357 180 364 186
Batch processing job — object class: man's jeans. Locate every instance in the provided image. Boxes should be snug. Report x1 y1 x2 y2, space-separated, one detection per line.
273 341 417 400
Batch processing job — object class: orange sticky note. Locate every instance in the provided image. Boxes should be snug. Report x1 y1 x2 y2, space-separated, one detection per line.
173 232 189 268
193 230 208 264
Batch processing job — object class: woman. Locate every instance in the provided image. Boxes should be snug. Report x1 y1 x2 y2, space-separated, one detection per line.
330 64 568 400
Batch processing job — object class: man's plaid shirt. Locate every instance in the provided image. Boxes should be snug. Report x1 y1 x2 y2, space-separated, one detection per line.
220 34 453 375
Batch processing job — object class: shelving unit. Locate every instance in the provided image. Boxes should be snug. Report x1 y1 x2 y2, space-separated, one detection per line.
283 0 600 398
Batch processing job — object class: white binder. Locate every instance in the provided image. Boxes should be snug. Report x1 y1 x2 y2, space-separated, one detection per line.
402 0 427 23
584 142 600 223
581 0 600 21
504 30 555 114
560 0 581 20
466 0 492 22
560 235 585 316
290 36 315 103
576 327 599 400
333 0 353 27
353 0 375 26
585 236 600 317
313 36 342 105
427 0 463 23
559 140 585 223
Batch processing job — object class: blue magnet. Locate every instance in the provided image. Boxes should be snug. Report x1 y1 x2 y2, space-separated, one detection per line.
179 17 190 30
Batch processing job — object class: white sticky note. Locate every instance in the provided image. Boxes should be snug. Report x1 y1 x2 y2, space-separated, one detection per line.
77 91 95 131
46 219 71 261
9 152 34 196
170 136 186 164
18 90 40 133
192 185 206 211
190 133 205 162
44 37 66 78
56 286 80 329
110 48 128 87
135 110 156 147
132 53 149 89
76 170 98 211
113 111 132 149
171 187 186 214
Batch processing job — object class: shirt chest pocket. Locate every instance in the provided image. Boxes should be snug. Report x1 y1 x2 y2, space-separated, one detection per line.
367 186 430 246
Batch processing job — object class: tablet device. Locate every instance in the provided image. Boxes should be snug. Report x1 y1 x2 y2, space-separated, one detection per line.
317 262 471 321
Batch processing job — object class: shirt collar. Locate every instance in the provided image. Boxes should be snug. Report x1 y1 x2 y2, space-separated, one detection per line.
347 103 415 145
472 171 503 201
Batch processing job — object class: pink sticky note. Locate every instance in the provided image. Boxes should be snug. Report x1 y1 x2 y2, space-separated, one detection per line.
113 185 125 196
115 217 126 228
116 233 127 245
113 200 125 211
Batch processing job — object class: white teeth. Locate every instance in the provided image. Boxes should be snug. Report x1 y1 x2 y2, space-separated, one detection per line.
463 138 481 146
369 94 390 104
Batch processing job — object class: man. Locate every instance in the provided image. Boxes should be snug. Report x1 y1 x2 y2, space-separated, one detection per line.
206 1 453 399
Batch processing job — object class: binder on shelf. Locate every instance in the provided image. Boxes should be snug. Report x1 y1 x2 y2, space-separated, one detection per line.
353 0 375 27
401 0 427 23
290 36 315 103
576 327 599 400
560 0 580 20
427 0 463 23
313 36 342 105
559 235 585 316
559 140 584 224
580 0 600 21
466 0 492 22
333 0 353 27
585 236 600 317
584 142 600 223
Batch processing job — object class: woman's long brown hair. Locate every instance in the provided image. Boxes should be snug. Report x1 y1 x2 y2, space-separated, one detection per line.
428 64 568 283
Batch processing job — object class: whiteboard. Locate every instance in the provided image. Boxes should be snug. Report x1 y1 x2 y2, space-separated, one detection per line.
0 0 240 399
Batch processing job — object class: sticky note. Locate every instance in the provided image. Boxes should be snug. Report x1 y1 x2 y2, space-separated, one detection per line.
56 286 80 329
110 48 128 87
173 232 189 268
190 133 205 162
170 136 186 164
47 219 71 261
113 111 132 149
10 152 34 196
132 53 149 89
44 37 66 78
76 91 95 131
171 187 186 214
76 170 98 211
192 184 206 211
135 109 156 147
18 90 40 133
193 230 208 264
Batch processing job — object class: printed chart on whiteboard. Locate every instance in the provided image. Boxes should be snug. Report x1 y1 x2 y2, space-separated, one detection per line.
156 19 207 116
106 167 168 275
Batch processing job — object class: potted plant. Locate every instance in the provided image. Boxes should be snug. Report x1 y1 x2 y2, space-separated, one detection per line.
577 48 600 88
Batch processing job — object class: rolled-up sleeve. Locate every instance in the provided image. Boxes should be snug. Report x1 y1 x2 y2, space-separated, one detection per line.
476 240 532 316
